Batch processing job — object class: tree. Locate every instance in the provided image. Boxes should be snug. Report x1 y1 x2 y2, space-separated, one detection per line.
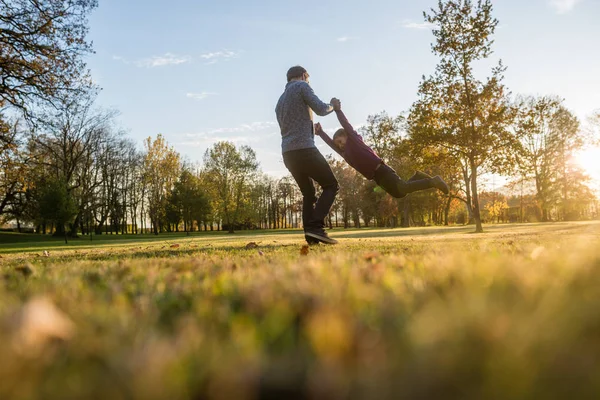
169 168 210 233
37 177 77 243
513 96 561 221
330 159 363 228
143 134 181 235
361 112 403 161
0 0 98 118
550 107 591 220
0 116 27 218
204 142 259 233
28 93 120 236
409 0 517 232
514 98 591 221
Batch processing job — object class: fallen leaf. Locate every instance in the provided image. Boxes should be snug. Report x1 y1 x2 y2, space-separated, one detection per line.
15 264 35 277
245 242 259 249
170 244 180 249
258 251 264 256
363 252 381 262
300 245 310 256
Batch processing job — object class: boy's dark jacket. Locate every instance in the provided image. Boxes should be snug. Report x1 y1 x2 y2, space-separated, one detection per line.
318 110 383 180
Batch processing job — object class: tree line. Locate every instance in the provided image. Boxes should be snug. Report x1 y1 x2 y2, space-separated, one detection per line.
1 0 599 239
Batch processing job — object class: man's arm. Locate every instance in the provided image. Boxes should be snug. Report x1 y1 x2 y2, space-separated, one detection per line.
315 123 343 156
301 83 334 116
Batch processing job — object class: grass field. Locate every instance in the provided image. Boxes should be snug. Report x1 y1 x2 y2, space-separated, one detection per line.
1 222 600 399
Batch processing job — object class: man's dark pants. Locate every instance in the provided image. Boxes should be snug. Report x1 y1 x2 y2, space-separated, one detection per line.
283 148 339 231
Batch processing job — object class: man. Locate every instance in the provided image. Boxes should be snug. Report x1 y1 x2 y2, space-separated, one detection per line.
275 66 339 245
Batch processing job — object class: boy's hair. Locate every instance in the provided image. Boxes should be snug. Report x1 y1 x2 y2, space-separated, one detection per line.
287 66 307 82
333 128 348 140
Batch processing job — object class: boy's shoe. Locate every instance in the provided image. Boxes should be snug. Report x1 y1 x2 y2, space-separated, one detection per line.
432 176 450 195
409 171 432 181
305 235 321 246
305 229 338 245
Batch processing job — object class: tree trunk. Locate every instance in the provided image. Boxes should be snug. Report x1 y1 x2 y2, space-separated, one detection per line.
470 161 484 233
463 167 474 225
445 196 452 226
402 198 410 228
70 212 82 238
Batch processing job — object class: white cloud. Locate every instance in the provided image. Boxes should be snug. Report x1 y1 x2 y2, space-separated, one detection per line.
180 129 279 148
199 50 240 65
113 50 241 68
112 55 128 63
549 0 583 14
180 122 278 147
337 36 349 42
113 53 191 68
401 19 437 30
184 122 277 138
186 92 218 101
136 53 191 68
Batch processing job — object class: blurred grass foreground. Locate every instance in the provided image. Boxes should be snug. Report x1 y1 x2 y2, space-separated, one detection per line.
1 222 600 399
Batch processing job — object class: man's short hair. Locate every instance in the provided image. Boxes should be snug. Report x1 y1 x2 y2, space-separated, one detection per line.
287 66 308 82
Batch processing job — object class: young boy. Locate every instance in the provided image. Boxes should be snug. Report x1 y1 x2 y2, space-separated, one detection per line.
315 100 449 199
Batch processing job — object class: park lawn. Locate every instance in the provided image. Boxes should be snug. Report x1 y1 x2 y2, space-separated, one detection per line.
0 221 588 254
0 221 600 399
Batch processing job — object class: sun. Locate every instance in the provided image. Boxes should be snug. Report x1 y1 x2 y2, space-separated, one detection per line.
574 146 600 192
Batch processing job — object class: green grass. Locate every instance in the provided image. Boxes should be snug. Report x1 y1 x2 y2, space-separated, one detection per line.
1 222 600 399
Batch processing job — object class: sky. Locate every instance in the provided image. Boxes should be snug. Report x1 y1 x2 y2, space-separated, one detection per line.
86 0 600 189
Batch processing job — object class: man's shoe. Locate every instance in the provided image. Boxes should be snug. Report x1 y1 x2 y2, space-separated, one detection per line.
432 176 450 195
305 229 338 245
305 235 321 246
409 171 432 181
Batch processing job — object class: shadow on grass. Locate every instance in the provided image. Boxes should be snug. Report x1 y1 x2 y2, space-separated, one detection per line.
2 222 598 256
4 243 304 264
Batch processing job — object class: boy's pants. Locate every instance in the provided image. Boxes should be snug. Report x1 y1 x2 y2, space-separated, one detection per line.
374 164 434 199
283 148 339 231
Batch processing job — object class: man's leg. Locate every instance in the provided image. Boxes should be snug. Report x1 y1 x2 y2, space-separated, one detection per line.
304 149 339 230
283 150 317 230
283 148 339 244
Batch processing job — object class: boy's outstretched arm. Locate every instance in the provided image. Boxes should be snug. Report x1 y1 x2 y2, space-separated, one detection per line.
332 100 358 137
315 123 343 156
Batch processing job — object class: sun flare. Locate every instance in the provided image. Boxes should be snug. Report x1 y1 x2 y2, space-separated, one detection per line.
574 146 600 191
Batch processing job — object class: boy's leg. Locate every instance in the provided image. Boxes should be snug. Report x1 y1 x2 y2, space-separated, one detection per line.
408 171 449 194
408 171 432 181
375 164 437 198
